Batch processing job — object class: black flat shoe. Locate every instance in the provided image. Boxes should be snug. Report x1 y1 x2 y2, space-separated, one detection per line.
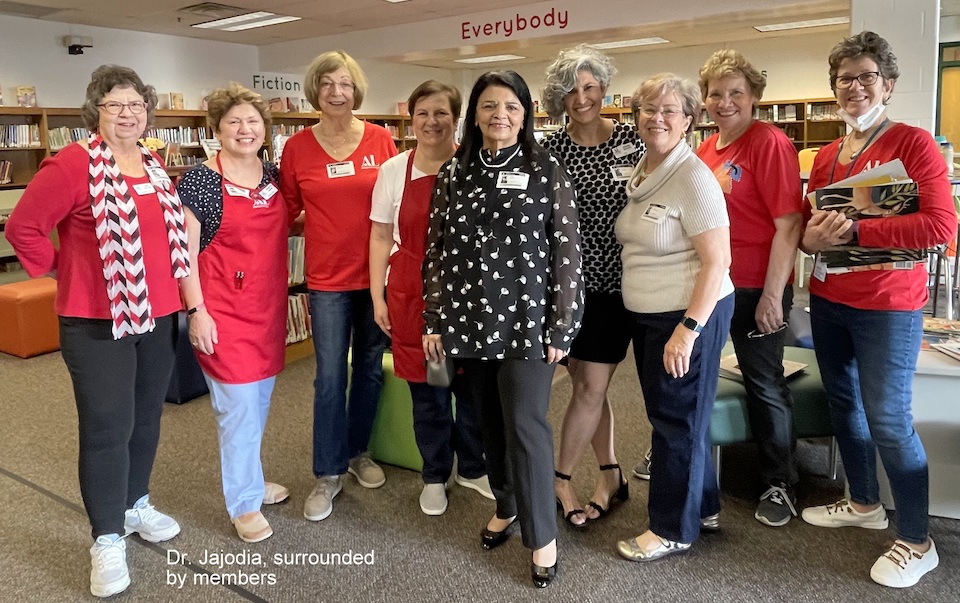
587 463 629 521
480 516 517 550
531 560 557 588
555 471 587 529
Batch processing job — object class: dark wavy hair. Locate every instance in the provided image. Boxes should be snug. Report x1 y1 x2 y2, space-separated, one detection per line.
454 70 547 180
81 65 158 133
828 31 900 94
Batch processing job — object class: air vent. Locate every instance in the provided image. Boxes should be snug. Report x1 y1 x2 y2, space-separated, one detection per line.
178 3 247 19
0 1 63 18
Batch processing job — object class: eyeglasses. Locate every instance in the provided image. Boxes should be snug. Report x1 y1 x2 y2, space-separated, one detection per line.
319 80 355 93
97 101 147 115
747 323 789 338
834 71 881 89
637 106 684 119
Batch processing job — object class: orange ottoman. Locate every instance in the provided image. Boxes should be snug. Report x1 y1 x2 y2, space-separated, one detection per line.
0 277 59 358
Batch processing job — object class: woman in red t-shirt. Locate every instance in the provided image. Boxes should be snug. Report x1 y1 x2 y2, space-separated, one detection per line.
798 31 955 589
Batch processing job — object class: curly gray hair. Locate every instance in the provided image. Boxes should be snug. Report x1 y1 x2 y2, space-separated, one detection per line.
541 44 616 119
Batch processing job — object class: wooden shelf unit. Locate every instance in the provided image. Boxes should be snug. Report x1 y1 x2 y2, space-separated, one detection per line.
693 97 845 151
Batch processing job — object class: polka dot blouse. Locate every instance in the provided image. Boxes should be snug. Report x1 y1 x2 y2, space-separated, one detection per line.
423 142 584 360
542 121 643 294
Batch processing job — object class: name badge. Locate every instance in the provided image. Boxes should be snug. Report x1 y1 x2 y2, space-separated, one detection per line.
327 161 356 178
812 254 827 282
497 171 530 190
612 143 638 158
611 166 633 181
640 203 669 223
259 183 278 200
224 183 251 198
132 182 155 196
145 165 171 188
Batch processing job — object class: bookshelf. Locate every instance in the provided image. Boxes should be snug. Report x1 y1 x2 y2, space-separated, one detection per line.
269 112 411 157
533 106 635 139
694 97 845 151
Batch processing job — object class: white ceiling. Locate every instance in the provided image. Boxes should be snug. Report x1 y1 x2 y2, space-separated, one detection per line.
1 0 958 69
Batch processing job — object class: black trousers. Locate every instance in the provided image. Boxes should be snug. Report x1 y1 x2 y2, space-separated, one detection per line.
407 380 485 484
59 314 176 538
456 358 557 550
729 286 798 489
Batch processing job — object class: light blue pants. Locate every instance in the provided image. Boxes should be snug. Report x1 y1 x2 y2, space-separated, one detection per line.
204 374 275 519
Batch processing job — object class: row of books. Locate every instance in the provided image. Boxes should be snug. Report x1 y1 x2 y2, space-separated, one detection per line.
48 126 90 150
755 104 800 122
808 103 841 121
0 159 12 184
0 123 41 148
143 126 209 147
268 97 311 114
287 293 312 345
288 236 305 286
270 124 307 138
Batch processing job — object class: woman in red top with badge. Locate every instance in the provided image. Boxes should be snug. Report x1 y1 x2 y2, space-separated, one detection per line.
6 65 186 598
177 84 288 545
280 51 398 523
696 49 803 528
369 80 490 517
799 31 955 588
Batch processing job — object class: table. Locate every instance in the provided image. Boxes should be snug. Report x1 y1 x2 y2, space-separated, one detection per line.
876 349 960 519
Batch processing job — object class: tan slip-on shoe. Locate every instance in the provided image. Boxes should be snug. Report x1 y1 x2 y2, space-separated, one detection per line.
233 512 273 543
263 482 290 505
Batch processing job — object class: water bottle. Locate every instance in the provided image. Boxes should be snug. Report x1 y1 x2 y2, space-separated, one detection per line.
935 136 955 177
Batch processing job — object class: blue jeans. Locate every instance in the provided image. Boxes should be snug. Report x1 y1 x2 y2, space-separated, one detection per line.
629 294 734 543
810 295 928 544
408 380 486 484
309 289 387 478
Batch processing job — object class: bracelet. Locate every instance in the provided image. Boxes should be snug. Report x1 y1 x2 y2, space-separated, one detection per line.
187 302 205 316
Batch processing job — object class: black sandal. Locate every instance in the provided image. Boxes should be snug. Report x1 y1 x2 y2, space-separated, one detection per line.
554 471 587 529
586 463 629 521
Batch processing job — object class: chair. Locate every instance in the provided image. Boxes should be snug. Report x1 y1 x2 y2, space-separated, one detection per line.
928 244 954 319
797 147 819 173
795 148 820 289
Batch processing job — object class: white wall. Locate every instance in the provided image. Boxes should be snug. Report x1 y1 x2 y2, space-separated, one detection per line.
0 15 257 109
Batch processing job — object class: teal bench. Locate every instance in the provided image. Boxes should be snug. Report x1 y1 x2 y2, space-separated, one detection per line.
710 345 838 487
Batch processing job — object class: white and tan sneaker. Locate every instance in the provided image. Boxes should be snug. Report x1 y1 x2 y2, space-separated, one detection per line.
801 499 888 529
870 539 939 588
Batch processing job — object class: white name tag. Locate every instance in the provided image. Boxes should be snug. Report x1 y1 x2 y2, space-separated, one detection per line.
497 171 530 190
132 182 155 196
259 182 278 200
613 143 638 158
812 254 827 282
224 183 251 198
145 165 171 188
327 161 356 178
640 203 668 223
611 166 633 181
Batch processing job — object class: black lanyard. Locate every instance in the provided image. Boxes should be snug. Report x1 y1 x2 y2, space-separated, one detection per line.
827 118 889 184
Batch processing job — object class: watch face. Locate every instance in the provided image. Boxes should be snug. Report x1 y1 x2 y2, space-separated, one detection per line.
682 316 702 332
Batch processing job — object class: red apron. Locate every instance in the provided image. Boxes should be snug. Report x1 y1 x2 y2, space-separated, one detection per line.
388 150 436 382
196 158 288 384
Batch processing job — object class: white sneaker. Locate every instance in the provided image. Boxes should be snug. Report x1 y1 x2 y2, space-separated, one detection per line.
89 535 130 598
801 499 889 529
124 495 181 542
870 539 939 588
454 474 495 500
419 483 448 515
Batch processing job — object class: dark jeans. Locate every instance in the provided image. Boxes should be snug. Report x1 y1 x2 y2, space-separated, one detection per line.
629 294 734 543
729 285 798 489
810 295 928 544
456 358 557 550
308 289 388 477
408 380 485 484
59 314 176 539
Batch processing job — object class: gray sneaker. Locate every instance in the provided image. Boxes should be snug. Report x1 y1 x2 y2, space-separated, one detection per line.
755 485 798 527
348 452 386 488
304 476 342 521
632 448 652 480
419 483 448 515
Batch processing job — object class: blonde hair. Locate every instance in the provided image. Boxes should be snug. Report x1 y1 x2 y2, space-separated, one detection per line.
698 49 766 104
205 83 271 133
631 73 702 135
303 50 367 111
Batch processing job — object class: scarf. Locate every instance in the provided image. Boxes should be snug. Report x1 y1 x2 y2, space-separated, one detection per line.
625 140 694 203
88 134 190 339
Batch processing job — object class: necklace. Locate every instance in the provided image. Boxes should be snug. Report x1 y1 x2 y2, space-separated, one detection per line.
828 118 889 183
319 118 356 153
479 144 521 168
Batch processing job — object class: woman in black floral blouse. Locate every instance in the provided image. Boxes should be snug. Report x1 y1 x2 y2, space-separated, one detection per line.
422 70 583 589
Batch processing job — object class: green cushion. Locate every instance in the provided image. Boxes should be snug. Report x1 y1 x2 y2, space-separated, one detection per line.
368 353 424 472
710 345 833 446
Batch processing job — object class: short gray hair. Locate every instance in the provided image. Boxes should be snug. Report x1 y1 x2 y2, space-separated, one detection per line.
631 73 702 135
541 44 616 119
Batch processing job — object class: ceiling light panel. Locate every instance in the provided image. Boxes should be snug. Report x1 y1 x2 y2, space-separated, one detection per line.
454 54 525 64
753 17 849 32
592 37 670 49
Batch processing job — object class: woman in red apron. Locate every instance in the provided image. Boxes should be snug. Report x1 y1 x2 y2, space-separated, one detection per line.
178 84 289 543
370 81 489 515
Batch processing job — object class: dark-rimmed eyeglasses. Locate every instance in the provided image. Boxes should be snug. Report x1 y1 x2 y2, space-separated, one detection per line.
834 72 881 89
97 101 147 115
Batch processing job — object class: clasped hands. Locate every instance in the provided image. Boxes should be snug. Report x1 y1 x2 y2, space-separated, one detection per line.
802 210 856 255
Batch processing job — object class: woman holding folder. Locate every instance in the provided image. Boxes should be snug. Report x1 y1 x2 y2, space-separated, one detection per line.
799 31 955 589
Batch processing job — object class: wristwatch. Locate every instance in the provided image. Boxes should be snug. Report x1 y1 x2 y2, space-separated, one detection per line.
680 316 703 333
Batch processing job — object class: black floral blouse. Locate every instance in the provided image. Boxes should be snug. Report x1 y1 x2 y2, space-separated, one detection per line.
423 142 584 360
